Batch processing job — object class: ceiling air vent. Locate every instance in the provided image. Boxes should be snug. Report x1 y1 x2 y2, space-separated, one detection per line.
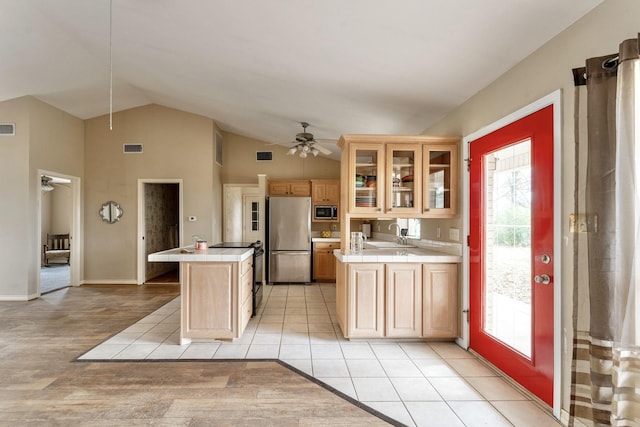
0 123 15 136
256 151 273 161
123 143 143 153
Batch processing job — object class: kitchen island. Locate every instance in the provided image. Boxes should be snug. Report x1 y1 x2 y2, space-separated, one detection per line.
334 245 461 340
148 247 253 344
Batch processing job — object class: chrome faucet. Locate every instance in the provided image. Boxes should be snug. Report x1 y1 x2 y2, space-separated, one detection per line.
388 223 402 243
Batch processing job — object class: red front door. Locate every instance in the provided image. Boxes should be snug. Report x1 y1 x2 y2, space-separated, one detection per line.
469 105 554 405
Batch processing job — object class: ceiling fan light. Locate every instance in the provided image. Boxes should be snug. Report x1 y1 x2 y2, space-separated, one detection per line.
41 175 54 192
302 144 310 153
287 146 298 155
311 148 319 157
299 151 308 158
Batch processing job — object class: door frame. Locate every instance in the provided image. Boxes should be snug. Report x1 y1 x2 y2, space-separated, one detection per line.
459 90 562 417
37 169 82 293
136 179 184 285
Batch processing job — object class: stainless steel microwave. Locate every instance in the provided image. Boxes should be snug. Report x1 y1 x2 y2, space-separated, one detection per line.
314 205 338 220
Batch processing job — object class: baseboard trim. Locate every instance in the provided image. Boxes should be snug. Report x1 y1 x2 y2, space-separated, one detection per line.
0 295 30 301
81 280 138 285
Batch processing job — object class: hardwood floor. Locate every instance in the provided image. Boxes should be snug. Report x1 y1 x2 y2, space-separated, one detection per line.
0 285 391 426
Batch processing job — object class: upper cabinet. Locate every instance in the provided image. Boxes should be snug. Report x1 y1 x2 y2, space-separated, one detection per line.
269 180 311 197
311 180 340 204
349 143 385 214
338 135 459 219
423 144 457 216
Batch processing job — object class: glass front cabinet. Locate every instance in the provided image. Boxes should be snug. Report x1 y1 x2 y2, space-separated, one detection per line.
349 143 385 214
339 135 459 219
423 144 457 217
386 144 422 215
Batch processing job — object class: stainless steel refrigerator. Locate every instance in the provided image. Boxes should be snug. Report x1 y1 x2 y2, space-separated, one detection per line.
267 196 311 283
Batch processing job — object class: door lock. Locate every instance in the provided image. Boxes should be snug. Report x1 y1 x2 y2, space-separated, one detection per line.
534 274 551 285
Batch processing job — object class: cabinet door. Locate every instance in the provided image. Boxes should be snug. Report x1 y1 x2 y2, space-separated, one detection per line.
423 144 457 217
325 181 340 203
313 243 338 281
347 263 384 338
269 182 290 196
181 262 236 339
349 143 385 214
386 263 422 337
312 182 327 202
386 144 422 215
290 181 311 196
423 263 458 338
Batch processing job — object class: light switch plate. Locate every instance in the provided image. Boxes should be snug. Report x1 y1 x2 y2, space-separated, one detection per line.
449 228 460 241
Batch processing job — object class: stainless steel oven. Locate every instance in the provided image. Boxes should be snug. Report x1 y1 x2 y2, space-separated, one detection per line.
209 240 263 316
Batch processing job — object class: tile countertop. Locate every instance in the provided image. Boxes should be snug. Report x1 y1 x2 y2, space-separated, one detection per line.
148 247 253 263
334 247 461 263
311 237 341 243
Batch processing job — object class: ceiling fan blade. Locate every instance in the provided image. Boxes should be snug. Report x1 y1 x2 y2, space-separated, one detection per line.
312 144 332 155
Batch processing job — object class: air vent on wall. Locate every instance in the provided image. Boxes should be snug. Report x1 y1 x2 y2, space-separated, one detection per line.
0 123 15 135
256 151 273 161
123 143 143 153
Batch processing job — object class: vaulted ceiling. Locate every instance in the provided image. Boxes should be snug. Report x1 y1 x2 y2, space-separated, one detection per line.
1 0 602 158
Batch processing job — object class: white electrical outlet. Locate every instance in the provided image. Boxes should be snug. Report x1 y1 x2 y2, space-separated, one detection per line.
449 228 460 241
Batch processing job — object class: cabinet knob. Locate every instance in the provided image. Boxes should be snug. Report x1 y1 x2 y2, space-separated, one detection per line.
424 208 430 212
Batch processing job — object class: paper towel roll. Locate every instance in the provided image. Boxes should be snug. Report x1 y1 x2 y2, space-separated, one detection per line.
362 223 371 238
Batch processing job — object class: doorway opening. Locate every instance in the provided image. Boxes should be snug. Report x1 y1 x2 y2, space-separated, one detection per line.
137 180 183 285
38 171 81 295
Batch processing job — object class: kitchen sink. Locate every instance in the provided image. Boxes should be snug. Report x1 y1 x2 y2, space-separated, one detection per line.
364 241 417 249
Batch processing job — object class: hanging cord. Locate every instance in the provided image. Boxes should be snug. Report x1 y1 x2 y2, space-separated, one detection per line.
109 0 113 130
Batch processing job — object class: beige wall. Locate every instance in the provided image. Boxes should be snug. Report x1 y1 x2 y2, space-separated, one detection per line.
221 132 340 184
421 0 635 414
0 96 84 299
84 104 222 283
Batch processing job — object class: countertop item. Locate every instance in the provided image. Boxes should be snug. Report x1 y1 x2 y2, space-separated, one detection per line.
334 247 461 263
148 246 253 262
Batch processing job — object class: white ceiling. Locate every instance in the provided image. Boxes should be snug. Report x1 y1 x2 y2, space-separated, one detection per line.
1 0 602 158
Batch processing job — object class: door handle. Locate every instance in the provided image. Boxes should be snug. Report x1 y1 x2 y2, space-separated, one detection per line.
534 274 551 285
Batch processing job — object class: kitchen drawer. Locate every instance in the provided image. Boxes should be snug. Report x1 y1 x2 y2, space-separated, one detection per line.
241 257 253 277
314 242 340 250
241 270 252 304
240 298 252 332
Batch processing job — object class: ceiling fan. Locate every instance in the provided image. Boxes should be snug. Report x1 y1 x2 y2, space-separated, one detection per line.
286 122 333 158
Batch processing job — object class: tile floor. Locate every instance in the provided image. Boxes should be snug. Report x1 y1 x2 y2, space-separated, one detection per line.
79 283 561 427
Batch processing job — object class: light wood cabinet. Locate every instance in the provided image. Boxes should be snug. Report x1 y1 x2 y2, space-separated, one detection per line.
311 180 340 204
346 142 386 214
313 241 339 281
269 180 311 196
423 144 458 216
180 258 253 342
346 263 384 338
423 263 458 338
338 134 459 250
336 260 458 339
386 263 422 337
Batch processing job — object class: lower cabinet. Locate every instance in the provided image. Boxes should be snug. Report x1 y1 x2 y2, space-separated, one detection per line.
313 242 339 281
336 260 457 339
386 263 422 338
180 258 252 343
423 263 458 338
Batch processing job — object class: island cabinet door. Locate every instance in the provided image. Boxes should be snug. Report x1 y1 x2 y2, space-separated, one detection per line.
386 263 423 338
347 263 384 338
422 263 458 338
181 262 237 339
